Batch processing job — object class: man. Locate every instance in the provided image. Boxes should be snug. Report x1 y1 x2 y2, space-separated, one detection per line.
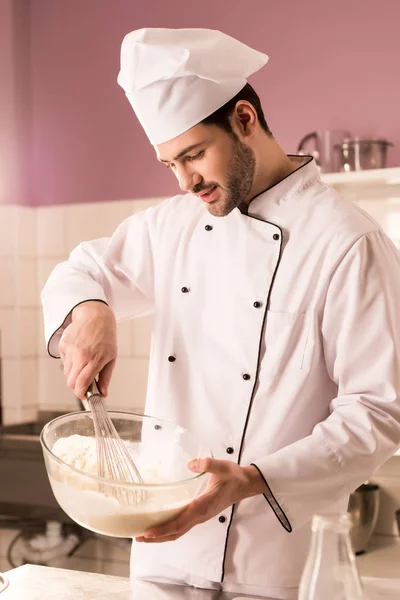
41 28 400 599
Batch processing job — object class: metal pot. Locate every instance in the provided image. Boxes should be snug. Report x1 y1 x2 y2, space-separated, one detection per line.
334 138 393 172
348 483 380 554
297 130 351 173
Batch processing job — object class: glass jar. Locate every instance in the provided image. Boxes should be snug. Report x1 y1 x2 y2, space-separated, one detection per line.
298 513 364 599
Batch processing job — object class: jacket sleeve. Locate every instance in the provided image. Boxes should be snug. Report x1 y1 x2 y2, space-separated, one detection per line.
41 208 156 358
252 229 400 532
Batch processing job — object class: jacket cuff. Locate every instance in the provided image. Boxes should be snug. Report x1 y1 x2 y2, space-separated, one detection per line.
250 462 292 533
46 299 108 358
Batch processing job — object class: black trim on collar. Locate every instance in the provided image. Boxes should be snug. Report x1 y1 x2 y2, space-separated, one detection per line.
46 299 109 358
219 218 285 583
249 155 314 206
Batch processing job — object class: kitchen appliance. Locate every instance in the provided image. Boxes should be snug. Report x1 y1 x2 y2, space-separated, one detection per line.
0 411 75 525
347 483 380 554
297 130 351 173
334 138 393 172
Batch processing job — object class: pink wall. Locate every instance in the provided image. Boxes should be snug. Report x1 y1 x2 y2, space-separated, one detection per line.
0 0 30 205
28 0 400 206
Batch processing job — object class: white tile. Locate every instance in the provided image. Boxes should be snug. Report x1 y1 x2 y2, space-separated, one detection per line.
130 315 154 357
15 258 37 307
98 200 135 234
1 405 38 425
0 308 38 358
116 320 131 357
21 404 38 422
36 205 67 258
0 205 36 258
36 307 47 357
2 358 21 409
2 404 39 425
20 358 38 406
16 205 36 257
0 308 18 357
38 357 77 411
106 357 149 412
132 198 163 213
36 257 64 296
2 358 38 408
65 203 115 253
0 258 16 306
0 205 17 256
17 308 37 357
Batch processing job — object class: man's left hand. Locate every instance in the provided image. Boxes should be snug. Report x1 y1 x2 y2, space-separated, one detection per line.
135 457 265 543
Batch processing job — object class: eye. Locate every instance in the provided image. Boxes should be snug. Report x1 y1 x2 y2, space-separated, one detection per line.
186 150 205 162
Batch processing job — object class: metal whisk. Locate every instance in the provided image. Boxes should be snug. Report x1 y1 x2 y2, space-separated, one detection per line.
85 380 145 505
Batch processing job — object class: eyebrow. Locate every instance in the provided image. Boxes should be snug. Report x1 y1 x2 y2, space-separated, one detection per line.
158 143 205 164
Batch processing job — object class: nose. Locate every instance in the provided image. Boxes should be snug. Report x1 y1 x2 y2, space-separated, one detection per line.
175 165 201 193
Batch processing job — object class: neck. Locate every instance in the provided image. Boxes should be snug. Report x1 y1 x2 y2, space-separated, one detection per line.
239 137 299 214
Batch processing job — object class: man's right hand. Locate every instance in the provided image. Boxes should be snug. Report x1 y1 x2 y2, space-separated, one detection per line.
59 301 117 401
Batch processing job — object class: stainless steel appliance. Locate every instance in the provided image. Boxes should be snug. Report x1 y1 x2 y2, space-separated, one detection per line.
297 130 351 172
348 482 380 554
334 138 393 171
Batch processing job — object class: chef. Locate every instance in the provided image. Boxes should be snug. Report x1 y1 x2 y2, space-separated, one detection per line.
41 28 400 599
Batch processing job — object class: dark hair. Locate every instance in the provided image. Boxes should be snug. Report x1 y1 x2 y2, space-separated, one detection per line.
201 83 272 136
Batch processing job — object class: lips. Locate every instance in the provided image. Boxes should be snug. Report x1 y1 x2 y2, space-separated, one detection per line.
198 186 218 203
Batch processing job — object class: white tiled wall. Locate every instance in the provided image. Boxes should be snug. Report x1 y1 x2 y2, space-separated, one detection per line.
0 198 161 424
0 205 38 424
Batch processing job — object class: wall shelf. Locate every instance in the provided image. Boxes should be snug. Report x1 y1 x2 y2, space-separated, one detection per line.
321 167 400 187
320 167 400 202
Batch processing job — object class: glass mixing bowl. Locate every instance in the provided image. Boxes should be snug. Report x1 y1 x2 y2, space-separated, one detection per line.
40 411 211 538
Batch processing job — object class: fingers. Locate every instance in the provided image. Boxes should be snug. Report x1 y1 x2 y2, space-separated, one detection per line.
135 533 183 544
74 362 101 400
188 457 232 476
58 307 117 400
63 355 73 378
97 358 117 398
138 496 211 543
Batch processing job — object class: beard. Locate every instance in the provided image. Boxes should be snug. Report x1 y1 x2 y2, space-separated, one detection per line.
192 132 256 217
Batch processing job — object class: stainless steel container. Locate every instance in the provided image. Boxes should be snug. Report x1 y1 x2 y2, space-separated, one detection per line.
348 483 380 554
334 138 393 172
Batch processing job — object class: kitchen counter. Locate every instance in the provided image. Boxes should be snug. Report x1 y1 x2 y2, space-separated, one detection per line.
357 534 400 579
0 564 266 599
1 535 399 599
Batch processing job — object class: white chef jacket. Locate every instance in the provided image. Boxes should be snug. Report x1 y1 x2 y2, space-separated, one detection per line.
42 157 400 598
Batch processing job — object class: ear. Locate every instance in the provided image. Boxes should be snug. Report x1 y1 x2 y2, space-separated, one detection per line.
231 101 258 139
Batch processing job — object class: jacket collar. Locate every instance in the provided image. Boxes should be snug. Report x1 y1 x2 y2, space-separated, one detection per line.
247 156 320 218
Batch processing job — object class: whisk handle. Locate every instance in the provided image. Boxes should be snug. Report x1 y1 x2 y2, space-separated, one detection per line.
86 380 101 400
79 380 101 411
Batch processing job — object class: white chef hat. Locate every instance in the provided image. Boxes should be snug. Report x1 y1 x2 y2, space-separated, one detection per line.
117 28 269 145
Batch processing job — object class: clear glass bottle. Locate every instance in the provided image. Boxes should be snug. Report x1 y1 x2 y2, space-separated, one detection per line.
298 513 364 600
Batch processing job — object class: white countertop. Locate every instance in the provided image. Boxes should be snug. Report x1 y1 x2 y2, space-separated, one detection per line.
357 534 400 579
0 564 261 600
0 536 399 599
